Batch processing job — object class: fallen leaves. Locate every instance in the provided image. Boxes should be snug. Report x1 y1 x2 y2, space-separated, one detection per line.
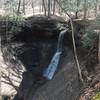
80 82 100 100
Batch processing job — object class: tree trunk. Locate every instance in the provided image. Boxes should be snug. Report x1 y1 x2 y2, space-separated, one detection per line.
0 65 1 99
76 0 80 18
53 0 56 15
83 0 87 33
98 31 100 64
51 0 52 12
17 0 21 15
0 37 2 100
83 0 87 20
23 0 25 15
42 0 46 16
31 0 34 15
95 0 98 16
48 0 51 17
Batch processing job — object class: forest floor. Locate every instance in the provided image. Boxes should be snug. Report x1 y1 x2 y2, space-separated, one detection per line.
79 63 100 100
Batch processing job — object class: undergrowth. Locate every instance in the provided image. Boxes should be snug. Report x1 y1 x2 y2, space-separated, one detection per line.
92 92 100 100
82 15 100 49
5 14 25 34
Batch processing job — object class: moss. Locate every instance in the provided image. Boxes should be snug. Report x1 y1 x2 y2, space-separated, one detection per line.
92 92 100 100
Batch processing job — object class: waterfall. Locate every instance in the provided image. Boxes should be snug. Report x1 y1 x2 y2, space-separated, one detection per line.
43 29 67 80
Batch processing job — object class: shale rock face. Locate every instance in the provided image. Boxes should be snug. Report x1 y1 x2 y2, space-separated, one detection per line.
1 16 81 100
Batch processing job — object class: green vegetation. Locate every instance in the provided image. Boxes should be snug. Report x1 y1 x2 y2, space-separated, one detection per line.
82 15 100 48
92 92 100 100
0 14 25 35
7 14 25 34
6 14 25 24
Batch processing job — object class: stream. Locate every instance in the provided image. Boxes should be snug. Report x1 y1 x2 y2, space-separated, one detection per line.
43 29 67 80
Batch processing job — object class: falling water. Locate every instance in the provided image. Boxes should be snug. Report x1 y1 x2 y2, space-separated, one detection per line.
43 29 67 80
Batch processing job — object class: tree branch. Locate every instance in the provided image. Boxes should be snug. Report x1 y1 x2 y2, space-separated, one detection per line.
55 0 84 83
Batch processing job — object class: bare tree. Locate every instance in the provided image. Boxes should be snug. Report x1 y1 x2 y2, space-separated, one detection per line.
95 0 98 16
0 37 2 100
42 0 46 16
17 0 21 15
83 0 87 20
98 31 100 64
50 0 53 11
0 67 2 100
48 0 51 17
31 0 34 15
76 0 80 18
53 0 56 15
23 0 25 15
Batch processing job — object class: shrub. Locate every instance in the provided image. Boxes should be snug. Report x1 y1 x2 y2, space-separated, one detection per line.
82 15 100 49
92 92 100 100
